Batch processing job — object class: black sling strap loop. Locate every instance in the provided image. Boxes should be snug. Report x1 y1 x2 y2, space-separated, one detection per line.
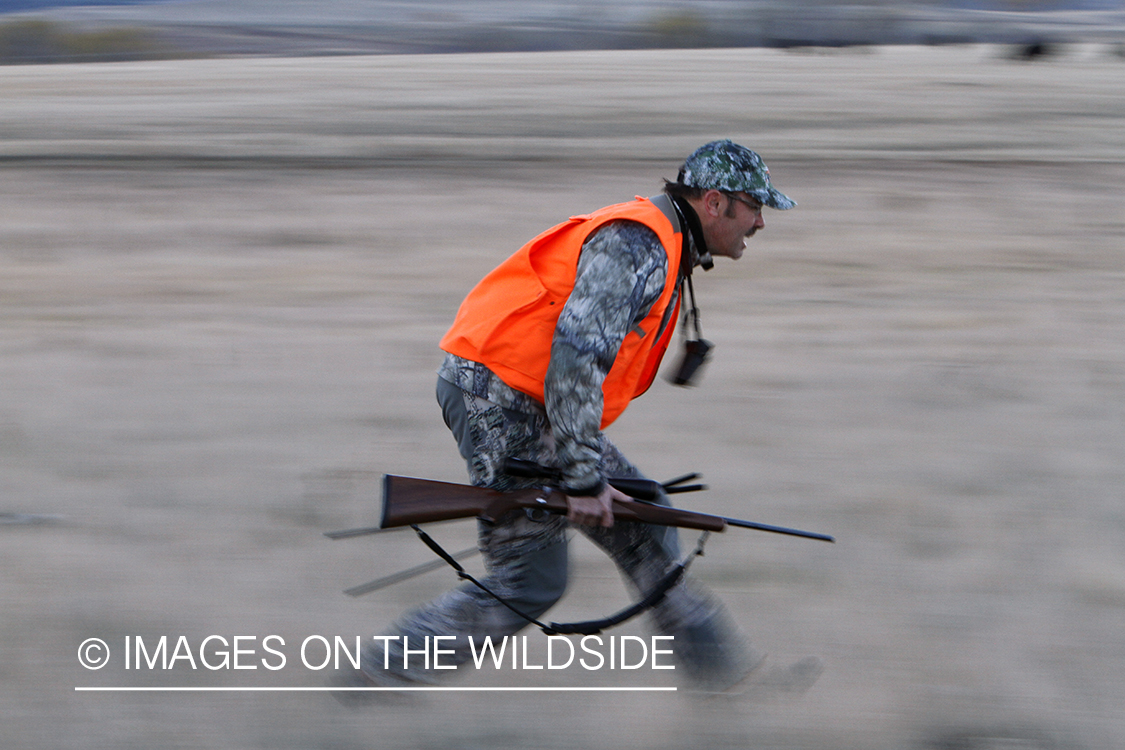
409 524 711 637
411 525 468 573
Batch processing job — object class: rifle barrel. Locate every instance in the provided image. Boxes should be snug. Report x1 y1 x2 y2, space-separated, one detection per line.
723 517 835 543
626 498 834 543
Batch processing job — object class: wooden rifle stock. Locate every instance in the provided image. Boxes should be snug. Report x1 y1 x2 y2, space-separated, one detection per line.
379 475 727 532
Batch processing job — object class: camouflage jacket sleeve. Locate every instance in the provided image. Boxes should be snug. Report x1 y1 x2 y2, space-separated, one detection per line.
545 219 669 495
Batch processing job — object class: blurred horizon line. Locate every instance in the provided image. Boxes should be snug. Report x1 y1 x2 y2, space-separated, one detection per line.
1 0 1123 64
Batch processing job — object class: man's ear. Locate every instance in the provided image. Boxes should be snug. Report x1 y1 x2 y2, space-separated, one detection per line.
701 189 725 218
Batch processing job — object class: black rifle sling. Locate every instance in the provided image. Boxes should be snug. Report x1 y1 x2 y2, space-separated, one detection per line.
410 524 710 637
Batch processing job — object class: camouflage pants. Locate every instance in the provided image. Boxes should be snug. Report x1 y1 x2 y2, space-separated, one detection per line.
361 377 760 690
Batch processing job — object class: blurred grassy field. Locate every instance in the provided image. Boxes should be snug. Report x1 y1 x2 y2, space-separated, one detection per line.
2 45 1124 749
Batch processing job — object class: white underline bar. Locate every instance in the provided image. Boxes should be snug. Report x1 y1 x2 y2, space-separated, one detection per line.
75 686 677 692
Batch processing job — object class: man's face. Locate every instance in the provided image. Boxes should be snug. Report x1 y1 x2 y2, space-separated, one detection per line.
700 191 766 260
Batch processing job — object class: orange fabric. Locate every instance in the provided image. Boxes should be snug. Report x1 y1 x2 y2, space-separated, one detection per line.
440 197 682 428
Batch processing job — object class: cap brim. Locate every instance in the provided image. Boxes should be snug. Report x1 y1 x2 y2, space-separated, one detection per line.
765 188 796 210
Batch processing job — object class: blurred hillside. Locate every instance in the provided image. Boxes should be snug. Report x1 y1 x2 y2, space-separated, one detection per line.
1 0 1124 61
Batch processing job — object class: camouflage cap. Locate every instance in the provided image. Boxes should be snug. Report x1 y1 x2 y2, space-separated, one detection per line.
678 140 795 210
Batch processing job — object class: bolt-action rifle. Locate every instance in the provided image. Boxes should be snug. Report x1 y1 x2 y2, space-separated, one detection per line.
326 458 833 542
327 459 833 634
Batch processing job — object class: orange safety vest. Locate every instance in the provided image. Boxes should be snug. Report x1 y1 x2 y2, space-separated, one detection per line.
440 197 682 428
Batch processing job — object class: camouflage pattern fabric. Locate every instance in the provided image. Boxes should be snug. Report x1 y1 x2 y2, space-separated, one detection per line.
678 140 796 210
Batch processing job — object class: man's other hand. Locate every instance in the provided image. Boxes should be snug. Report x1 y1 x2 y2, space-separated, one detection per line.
566 484 633 528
